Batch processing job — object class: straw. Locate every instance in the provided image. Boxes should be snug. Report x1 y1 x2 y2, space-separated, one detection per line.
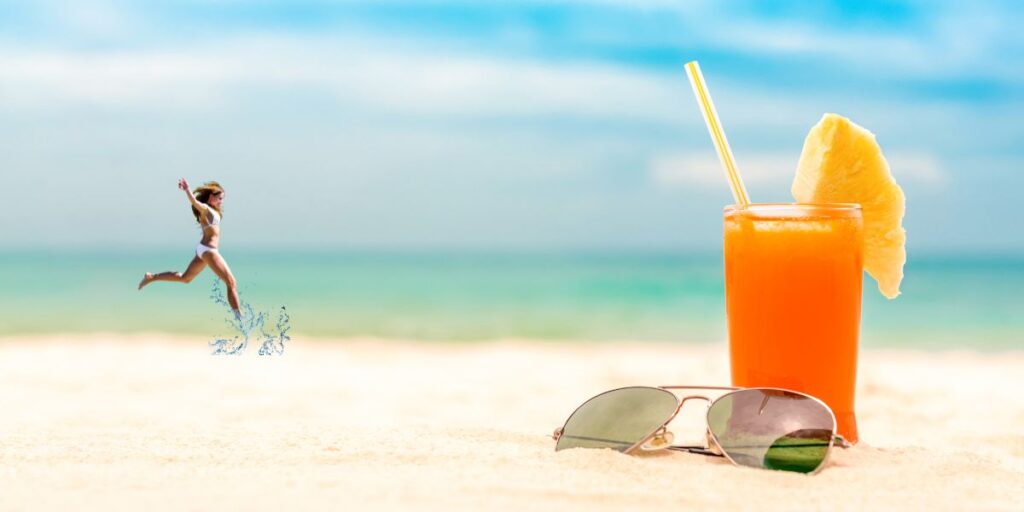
684 61 750 206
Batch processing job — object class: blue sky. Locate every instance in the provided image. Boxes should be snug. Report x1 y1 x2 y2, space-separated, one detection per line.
2 0 1022 252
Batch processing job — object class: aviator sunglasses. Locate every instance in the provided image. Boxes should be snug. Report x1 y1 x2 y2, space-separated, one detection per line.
552 386 851 474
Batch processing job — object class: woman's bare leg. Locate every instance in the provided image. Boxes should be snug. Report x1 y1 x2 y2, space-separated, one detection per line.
202 250 241 314
139 256 207 290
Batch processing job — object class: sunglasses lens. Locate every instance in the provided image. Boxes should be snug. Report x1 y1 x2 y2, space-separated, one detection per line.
707 389 835 473
556 387 678 452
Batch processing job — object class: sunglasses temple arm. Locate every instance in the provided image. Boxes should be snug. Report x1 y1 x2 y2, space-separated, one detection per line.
666 430 725 457
666 445 725 458
670 438 843 458
833 434 852 449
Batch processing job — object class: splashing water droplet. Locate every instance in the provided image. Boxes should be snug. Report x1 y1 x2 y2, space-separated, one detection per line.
208 279 291 356
258 307 291 356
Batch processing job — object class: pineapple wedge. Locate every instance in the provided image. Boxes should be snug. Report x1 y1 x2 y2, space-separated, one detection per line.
792 113 906 299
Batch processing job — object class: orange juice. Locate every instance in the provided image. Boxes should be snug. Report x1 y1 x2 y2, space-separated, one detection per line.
724 203 864 443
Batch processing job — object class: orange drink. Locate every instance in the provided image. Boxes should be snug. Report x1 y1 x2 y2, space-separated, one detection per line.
724 203 864 443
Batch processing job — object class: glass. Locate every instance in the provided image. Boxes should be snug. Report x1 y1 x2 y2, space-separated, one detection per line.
724 203 863 443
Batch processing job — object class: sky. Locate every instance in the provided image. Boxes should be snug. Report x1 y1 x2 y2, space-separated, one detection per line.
1 0 1022 253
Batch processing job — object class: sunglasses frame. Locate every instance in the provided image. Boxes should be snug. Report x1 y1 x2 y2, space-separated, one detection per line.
552 385 850 474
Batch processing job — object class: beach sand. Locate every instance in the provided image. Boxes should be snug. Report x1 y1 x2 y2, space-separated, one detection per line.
1 335 1022 511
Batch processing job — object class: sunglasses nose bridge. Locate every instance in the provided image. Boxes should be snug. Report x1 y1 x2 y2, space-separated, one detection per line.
638 396 712 453
669 395 714 441
675 395 713 413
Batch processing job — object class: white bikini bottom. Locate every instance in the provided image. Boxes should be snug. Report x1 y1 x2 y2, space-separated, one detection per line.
196 243 218 258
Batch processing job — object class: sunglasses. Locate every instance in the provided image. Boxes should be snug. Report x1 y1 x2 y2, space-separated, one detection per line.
552 385 851 474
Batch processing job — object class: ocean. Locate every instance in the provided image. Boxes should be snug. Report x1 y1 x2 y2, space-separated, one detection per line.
1 250 1021 349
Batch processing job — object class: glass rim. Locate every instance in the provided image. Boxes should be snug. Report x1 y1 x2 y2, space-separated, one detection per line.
724 202 862 218
724 202 861 212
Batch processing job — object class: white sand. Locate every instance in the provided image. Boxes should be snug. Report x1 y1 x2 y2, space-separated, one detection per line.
1 335 1022 511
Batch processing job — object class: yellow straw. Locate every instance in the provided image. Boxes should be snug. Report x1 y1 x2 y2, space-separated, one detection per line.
684 61 750 206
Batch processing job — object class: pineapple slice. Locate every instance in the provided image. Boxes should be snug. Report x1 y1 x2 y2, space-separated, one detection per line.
792 113 906 299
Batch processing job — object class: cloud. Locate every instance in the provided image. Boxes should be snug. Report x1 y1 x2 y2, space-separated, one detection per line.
0 49 231 109
9 0 1024 88
0 2 1016 252
651 150 950 190
885 152 951 187
52 0 142 38
0 37 690 124
6 32 1006 141
651 153 796 188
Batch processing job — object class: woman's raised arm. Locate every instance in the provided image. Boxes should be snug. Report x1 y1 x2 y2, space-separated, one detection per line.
178 177 207 213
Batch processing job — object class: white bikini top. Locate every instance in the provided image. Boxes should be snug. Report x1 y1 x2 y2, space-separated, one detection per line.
201 208 221 230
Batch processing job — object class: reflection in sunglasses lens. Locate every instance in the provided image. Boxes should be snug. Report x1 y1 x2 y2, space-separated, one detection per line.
707 389 834 473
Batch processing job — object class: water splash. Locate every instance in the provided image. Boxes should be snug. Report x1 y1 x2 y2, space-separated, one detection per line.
258 307 291 356
209 279 291 356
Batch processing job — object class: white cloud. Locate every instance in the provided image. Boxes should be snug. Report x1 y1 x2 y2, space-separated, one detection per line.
52 0 142 38
705 12 1024 84
886 152 950 187
0 1 1016 251
5 33 994 144
0 37 690 124
651 153 796 188
651 150 949 189
11 0 1024 87
0 50 231 108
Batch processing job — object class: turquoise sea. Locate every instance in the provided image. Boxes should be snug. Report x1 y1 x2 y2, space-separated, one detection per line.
0 250 1021 349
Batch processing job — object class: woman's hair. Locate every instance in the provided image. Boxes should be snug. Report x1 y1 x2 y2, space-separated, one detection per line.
192 181 224 224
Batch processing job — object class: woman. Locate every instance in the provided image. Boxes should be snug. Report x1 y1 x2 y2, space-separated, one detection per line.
138 178 241 319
